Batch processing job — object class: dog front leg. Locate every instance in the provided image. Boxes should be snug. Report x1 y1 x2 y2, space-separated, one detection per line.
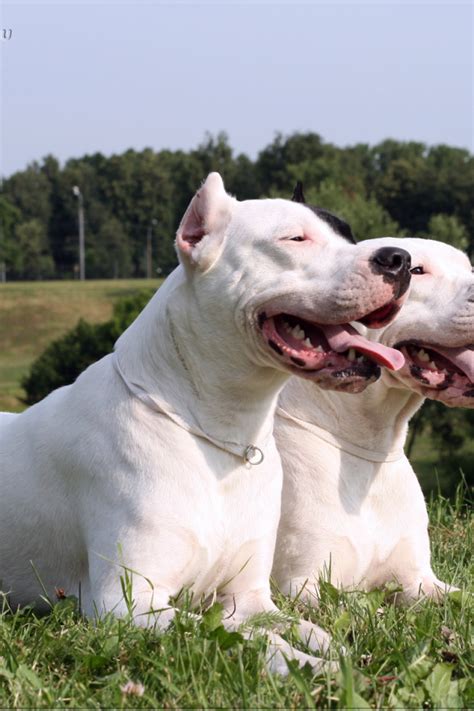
83 525 201 629
82 571 179 629
409 576 460 601
219 588 336 676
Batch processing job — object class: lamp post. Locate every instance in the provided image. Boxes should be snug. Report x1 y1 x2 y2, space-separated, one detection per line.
72 185 85 280
146 218 158 279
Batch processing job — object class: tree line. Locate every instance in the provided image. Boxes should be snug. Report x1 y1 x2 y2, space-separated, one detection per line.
1 132 473 280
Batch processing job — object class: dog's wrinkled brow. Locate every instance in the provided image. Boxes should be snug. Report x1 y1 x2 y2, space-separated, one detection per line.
291 181 357 245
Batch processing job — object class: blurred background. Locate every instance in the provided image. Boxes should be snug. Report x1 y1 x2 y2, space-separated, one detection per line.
1 0 473 494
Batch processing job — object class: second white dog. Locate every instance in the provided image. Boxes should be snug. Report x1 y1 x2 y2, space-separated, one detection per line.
273 237 473 603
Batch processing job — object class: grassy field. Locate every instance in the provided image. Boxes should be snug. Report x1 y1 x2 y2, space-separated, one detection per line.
0 490 471 709
0 279 160 411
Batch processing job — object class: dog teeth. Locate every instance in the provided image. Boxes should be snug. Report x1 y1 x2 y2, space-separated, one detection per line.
291 325 305 340
304 337 312 348
357 355 365 363
314 344 324 353
428 360 437 370
418 349 430 362
347 348 356 362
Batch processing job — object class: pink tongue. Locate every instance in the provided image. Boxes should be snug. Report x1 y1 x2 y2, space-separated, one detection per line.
322 324 405 371
431 346 474 382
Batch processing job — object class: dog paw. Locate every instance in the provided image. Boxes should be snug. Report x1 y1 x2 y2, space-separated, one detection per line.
296 618 332 654
266 646 339 677
265 631 339 677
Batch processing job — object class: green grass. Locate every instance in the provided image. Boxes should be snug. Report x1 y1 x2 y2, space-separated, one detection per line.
0 279 160 411
0 489 472 709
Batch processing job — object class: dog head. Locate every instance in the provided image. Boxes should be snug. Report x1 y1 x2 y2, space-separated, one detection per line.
176 173 411 392
366 237 474 407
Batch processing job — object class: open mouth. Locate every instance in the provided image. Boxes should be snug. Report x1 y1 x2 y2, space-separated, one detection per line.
258 308 404 389
397 341 474 398
358 299 401 329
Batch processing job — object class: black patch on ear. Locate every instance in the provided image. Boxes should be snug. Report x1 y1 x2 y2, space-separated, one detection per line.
290 181 357 244
311 207 357 245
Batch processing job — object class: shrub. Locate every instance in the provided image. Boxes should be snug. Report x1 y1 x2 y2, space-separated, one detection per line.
22 289 154 405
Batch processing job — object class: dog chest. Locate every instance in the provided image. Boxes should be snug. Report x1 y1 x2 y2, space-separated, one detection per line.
335 458 431 587
113 424 283 599
186 454 283 597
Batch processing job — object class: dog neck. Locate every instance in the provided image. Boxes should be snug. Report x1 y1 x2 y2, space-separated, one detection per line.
114 267 288 456
278 373 424 458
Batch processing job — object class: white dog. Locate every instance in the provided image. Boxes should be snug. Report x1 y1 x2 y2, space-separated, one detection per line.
0 175 410 672
273 237 473 603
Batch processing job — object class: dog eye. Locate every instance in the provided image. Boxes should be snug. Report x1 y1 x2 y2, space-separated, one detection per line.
287 235 306 242
410 266 425 275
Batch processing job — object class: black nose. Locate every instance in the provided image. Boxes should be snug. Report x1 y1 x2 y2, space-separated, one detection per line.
370 247 411 278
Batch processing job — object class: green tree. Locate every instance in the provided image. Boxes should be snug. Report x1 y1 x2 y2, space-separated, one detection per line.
4 162 52 225
373 142 474 242
0 195 21 276
427 214 469 252
2 133 473 279
193 132 235 179
371 139 427 175
375 157 431 233
13 219 54 279
256 132 325 193
87 216 133 278
96 149 176 275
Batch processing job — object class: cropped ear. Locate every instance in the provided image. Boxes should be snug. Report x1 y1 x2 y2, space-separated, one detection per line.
176 172 235 271
291 181 306 203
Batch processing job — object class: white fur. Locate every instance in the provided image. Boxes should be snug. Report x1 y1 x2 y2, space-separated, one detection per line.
273 238 473 603
0 177 406 673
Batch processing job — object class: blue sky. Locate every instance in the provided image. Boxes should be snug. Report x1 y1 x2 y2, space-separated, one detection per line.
1 1 473 176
